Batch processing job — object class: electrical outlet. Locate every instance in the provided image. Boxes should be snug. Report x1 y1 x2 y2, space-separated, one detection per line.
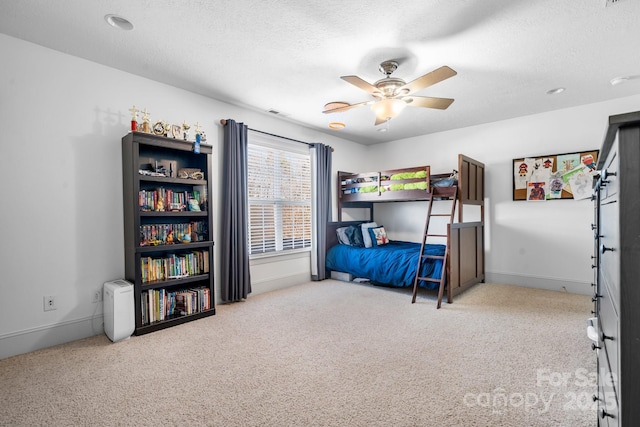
44 296 57 311
92 290 103 303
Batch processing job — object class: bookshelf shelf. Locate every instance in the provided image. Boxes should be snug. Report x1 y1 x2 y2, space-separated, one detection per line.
140 273 211 290
122 132 215 335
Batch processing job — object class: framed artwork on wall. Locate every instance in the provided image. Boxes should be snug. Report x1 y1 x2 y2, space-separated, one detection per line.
512 149 599 201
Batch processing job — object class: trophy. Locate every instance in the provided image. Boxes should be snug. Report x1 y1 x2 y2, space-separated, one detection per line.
141 108 151 133
182 120 191 141
128 105 139 132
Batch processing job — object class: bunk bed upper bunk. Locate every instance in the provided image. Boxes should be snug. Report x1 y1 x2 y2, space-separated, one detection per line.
336 154 484 221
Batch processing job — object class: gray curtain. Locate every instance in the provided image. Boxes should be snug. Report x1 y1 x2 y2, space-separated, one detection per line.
221 119 251 302
310 143 332 281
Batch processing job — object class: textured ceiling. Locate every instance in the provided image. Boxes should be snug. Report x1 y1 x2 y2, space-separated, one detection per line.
1 0 640 145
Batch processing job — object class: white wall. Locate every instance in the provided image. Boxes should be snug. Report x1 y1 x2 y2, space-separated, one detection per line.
369 95 640 294
0 34 363 359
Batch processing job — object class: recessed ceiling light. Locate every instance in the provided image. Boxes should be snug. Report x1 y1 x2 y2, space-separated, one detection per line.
328 122 345 130
546 87 565 95
105 14 134 31
610 75 640 86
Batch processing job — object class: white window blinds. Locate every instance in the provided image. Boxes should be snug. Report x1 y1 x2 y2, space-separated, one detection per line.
247 139 311 255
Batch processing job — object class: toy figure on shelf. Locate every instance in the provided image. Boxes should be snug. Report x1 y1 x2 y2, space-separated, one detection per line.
141 108 151 133
182 121 190 141
188 199 201 211
166 230 174 244
193 122 201 154
128 105 139 132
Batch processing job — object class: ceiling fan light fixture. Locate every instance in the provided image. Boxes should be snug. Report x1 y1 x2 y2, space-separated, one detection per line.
371 98 407 120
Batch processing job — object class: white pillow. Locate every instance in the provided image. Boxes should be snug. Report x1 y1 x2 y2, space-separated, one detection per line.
361 222 378 248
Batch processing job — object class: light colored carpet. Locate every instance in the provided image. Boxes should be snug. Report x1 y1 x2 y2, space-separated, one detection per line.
0 281 596 426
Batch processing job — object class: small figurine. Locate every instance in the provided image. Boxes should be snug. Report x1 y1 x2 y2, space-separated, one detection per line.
153 120 165 135
128 105 139 132
166 230 174 244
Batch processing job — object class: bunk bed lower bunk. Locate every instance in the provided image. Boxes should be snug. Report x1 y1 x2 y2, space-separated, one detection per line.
326 154 485 306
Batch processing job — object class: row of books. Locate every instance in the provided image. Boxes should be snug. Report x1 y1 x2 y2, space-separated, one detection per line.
139 187 203 212
141 286 211 325
141 250 210 283
139 221 207 246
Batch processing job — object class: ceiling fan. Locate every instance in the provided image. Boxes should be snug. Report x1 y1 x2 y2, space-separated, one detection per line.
323 60 457 126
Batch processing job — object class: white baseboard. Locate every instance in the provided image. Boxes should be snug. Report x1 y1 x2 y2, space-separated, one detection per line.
485 271 592 295
0 315 104 360
250 272 311 296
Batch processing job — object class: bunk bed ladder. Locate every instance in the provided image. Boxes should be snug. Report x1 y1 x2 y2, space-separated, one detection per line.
411 186 458 308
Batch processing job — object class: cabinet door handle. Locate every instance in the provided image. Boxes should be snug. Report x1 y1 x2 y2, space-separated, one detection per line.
592 394 599 402
600 245 615 254
601 333 614 341
592 294 602 302
603 169 617 179
591 343 601 351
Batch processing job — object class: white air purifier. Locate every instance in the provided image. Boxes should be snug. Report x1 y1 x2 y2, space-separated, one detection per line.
103 280 135 342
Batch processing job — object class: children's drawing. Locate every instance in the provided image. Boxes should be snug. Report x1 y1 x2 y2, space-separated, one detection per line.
557 154 580 174
548 174 564 199
527 181 546 201
567 166 592 200
581 154 597 174
514 158 533 190
530 158 552 182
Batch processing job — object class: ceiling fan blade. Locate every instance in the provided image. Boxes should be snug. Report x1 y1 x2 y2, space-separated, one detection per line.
401 66 457 95
323 100 373 114
374 116 388 126
340 75 380 96
405 96 455 110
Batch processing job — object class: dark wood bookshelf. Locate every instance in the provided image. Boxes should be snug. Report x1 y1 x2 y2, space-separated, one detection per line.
122 132 215 335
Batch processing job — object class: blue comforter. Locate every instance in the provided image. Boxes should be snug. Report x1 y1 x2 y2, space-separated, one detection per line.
326 241 445 289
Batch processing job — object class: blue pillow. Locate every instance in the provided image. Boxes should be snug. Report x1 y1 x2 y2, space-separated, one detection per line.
345 224 364 247
336 224 364 247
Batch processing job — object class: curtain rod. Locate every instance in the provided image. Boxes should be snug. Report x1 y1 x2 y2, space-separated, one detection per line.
220 119 334 151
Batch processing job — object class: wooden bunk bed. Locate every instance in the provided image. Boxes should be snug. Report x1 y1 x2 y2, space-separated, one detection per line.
326 154 485 306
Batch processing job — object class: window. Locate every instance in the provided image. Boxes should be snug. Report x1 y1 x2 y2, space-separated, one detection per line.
247 133 311 256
